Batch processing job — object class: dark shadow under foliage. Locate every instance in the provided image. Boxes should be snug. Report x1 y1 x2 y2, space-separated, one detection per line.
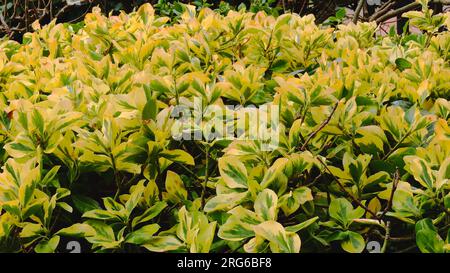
1 0 446 42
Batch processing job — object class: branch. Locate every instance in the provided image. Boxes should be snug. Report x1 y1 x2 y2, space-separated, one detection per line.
374 2 420 24
381 221 391 253
382 129 412 160
371 0 450 23
0 12 9 32
372 229 414 242
296 101 378 218
315 156 379 219
379 168 400 220
300 102 339 151
369 0 396 21
299 0 308 15
54 4 71 19
201 145 210 209
353 0 365 24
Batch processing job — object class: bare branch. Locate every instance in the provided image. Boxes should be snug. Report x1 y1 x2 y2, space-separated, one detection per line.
369 0 396 21
315 155 380 219
353 0 365 24
375 1 420 24
379 168 400 220
300 102 339 151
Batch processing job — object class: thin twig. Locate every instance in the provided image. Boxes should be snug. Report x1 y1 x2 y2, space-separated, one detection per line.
315 156 379 219
379 168 400 220
382 130 412 160
300 102 339 151
299 0 308 15
54 4 71 19
201 145 210 208
375 2 420 24
369 0 396 21
381 221 391 253
0 12 9 32
397 244 418 253
372 229 414 242
353 0 365 24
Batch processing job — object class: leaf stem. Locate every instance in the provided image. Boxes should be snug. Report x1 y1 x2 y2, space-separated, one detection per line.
201 145 210 208
352 0 365 24
379 168 400 220
315 156 379 219
381 221 391 253
300 102 339 151
382 130 412 160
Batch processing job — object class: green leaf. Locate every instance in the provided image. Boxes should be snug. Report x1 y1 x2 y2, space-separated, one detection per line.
392 188 420 217
18 168 39 207
72 195 101 214
125 224 160 245
243 235 270 253
285 216 319 233
341 231 365 253
83 220 119 249
436 157 450 190
404 156 434 189
32 109 45 136
260 158 289 195
35 236 60 253
445 193 450 210
132 201 167 228
164 171 188 203
415 218 445 253
254 189 278 221
41 166 60 186
329 198 363 228
218 206 262 241
395 58 412 71
204 191 248 213
415 218 437 233
125 180 145 213
56 188 71 200
142 98 158 121
335 8 346 20
57 202 73 213
2 201 21 217
253 221 301 253
103 197 125 212
279 187 313 216
355 126 386 154
218 157 248 189
329 198 352 227
176 206 192 243
56 223 96 238
271 59 289 72
365 171 390 189
192 221 217 253
20 223 45 239
150 79 171 95
143 235 184 252
82 209 121 221
416 230 445 253
160 149 195 165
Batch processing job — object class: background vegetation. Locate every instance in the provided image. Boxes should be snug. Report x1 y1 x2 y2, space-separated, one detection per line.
0 1 448 40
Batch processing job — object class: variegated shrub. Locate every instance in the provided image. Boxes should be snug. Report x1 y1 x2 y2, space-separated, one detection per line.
0 1 449 253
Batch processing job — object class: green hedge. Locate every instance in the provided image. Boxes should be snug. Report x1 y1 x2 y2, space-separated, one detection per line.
0 1 449 253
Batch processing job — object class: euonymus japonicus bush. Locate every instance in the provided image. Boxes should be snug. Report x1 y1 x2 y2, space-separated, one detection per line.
0 0 449 253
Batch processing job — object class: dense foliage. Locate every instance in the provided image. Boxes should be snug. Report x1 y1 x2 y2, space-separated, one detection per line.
0 0 449 253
